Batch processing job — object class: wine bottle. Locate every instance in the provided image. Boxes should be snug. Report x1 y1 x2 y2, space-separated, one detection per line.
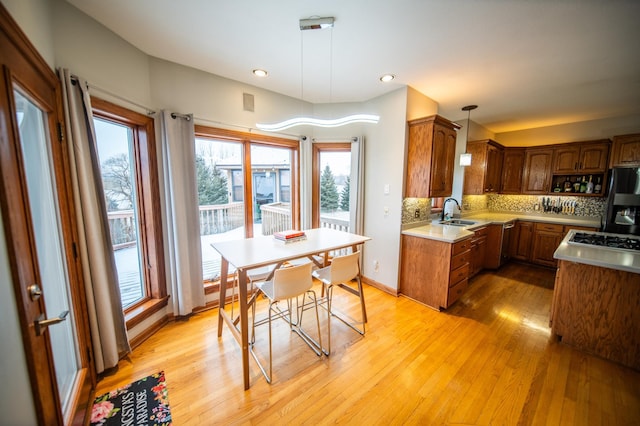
586 175 594 194
579 176 587 193
564 177 572 192
594 176 602 193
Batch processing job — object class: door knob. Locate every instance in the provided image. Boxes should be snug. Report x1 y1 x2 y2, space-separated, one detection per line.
34 310 69 336
28 284 42 301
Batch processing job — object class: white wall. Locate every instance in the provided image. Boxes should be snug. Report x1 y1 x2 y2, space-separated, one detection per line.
52 0 153 109
360 88 411 288
1 0 55 67
148 56 311 133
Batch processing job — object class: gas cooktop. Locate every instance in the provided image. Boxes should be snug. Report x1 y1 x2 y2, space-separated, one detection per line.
568 231 640 253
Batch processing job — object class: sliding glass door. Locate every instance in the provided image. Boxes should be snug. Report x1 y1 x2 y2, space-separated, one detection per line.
195 128 299 283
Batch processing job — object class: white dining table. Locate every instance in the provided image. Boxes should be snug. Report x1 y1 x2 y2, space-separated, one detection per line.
211 227 371 390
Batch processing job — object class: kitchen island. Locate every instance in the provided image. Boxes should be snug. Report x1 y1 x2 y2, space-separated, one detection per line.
400 212 601 310
551 230 640 370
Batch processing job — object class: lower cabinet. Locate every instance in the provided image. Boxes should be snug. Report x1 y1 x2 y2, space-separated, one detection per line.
511 221 598 268
469 227 487 277
510 221 534 261
484 224 503 269
531 223 564 267
400 235 471 310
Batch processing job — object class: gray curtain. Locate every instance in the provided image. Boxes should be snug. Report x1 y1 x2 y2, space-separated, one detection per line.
349 136 365 235
156 111 205 316
58 69 130 373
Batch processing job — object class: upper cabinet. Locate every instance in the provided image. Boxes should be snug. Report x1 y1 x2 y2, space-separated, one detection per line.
405 115 460 198
463 139 503 195
500 148 525 194
610 133 640 168
522 148 554 194
552 140 610 174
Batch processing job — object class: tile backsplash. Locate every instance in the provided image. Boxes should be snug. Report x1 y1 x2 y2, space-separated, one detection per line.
402 194 606 225
402 197 431 224
464 194 606 217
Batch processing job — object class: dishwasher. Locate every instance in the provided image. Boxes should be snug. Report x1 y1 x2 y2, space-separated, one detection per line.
500 221 515 265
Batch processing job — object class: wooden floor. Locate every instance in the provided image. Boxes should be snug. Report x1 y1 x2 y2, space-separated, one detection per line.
96 263 640 425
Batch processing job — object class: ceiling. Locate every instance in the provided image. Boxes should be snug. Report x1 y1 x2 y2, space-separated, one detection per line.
66 0 640 134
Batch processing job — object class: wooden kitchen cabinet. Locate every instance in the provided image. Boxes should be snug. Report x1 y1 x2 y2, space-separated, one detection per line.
400 235 471 310
463 139 503 195
484 224 503 269
510 221 534 261
469 227 487 278
552 140 610 174
522 148 553 194
609 133 640 168
501 148 525 194
531 222 564 268
551 260 640 370
405 115 460 198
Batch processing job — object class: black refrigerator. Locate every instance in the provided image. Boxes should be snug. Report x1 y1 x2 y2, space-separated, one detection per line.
602 167 640 235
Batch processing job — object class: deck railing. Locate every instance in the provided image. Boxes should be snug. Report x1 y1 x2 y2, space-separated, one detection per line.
260 203 292 235
107 202 245 248
260 203 350 234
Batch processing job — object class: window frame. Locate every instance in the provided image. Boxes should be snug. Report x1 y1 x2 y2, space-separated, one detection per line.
195 125 300 294
312 142 351 228
91 98 168 328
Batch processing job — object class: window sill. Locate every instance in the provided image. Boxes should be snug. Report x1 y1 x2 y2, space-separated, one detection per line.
125 296 169 330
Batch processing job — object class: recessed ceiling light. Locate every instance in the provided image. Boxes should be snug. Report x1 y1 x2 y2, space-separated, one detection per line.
253 69 268 77
379 74 395 83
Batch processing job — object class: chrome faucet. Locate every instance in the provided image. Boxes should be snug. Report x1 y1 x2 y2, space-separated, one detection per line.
441 198 461 221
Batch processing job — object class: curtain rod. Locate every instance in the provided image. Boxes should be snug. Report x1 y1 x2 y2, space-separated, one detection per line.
83 80 156 116
68 74 300 140
170 112 191 121
193 115 301 140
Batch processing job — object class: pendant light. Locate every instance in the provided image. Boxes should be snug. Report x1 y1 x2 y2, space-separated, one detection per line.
256 17 379 132
459 104 477 166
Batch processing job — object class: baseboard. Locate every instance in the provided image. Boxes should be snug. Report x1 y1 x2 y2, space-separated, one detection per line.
128 315 170 349
362 275 398 296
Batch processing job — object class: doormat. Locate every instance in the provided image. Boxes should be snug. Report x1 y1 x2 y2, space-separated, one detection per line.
90 371 172 426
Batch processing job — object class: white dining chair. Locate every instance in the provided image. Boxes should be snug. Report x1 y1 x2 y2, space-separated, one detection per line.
312 250 366 355
250 262 323 384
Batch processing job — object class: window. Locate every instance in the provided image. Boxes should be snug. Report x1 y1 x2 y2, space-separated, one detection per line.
92 98 166 322
195 126 299 284
312 143 352 231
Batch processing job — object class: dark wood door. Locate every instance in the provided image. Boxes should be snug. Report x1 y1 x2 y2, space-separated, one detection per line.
531 231 562 267
430 123 456 197
522 149 553 194
486 146 503 193
553 145 580 173
610 134 640 168
501 148 525 194
510 221 534 261
579 143 609 173
0 5 94 424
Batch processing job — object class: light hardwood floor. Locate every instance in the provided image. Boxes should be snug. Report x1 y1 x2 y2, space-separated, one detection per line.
96 263 640 425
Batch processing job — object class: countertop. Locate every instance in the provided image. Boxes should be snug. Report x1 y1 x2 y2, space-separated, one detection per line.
401 211 601 243
553 229 640 274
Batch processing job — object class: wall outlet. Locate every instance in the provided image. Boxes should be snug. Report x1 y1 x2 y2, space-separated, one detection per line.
373 260 379 273
414 209 420 218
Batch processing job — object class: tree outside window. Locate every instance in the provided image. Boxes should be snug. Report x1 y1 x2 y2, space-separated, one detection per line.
320 165 340 212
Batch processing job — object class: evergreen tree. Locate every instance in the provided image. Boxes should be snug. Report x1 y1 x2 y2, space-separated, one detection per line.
340 176 350 211
196 155 229 205
320 165 339 211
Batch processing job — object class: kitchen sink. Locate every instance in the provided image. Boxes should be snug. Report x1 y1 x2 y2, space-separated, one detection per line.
438 219 477 226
